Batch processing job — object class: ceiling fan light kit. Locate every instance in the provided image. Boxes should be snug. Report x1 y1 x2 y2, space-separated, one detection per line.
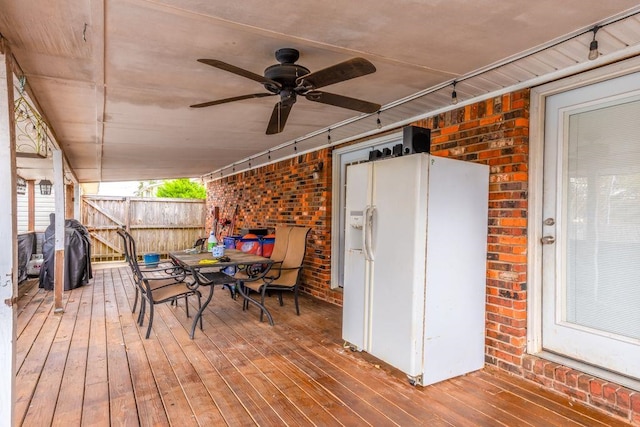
191 48 380 134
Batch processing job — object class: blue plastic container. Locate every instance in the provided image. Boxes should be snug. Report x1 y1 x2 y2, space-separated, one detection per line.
143 253 160 268
223 236 241 249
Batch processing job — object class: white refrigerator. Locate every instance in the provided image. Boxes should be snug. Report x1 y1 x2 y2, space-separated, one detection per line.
342 153 489 386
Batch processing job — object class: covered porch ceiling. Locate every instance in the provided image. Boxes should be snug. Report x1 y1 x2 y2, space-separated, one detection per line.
1 1 639 183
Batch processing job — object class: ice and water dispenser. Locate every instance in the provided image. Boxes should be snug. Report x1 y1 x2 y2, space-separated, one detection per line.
347 211 364 253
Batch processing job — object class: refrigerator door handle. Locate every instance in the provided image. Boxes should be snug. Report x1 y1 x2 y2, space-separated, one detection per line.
364 205 375 261
364 206 371 261
361 206 369 259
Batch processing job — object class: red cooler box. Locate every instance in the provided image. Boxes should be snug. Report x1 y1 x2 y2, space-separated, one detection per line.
236 234 261 254
236 234 276 257
261 234 275 258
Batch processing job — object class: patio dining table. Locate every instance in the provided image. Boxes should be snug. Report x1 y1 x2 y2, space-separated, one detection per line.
169 248 275 338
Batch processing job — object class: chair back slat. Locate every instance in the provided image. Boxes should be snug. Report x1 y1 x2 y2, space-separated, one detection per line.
270 226 292 262
193 237 207 251
117 228 147 284
276 226 310 287
117 229 129 261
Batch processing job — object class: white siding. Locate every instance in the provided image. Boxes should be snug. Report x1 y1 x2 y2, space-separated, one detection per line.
16 192 27 233
16 189 55 233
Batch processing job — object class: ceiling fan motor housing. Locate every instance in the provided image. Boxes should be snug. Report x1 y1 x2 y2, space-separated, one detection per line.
264 63 310 93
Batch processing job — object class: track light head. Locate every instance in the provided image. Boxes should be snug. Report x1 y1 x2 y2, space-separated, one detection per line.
588 26 600 60
451 81 458 105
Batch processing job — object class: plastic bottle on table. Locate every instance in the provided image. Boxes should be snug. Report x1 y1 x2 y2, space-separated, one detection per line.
207 231 218 252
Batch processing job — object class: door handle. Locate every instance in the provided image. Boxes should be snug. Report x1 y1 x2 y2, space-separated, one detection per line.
364 206 375 261
540 236 556 245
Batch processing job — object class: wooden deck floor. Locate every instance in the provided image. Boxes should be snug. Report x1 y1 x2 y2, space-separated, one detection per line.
15 266 632 426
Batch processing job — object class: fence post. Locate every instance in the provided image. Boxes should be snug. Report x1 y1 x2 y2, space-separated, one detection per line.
124 196 131 233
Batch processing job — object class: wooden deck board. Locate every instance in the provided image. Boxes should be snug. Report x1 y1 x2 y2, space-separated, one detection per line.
225 296 439 425
184 293 365 426
111 268 170 427
21 283 83 427
82 269 110 426
208 292 513 427
206 290 398 425
16 279 40 318
16 288 53 369
52 281 93 426
15 266 634 426
183 318 315 426
181 323 285 426
152 306 227 426
155 305 256 426
477 370 633 427
183 303 340 426
15 294 60 425
137 311 200 426
449 374 582 427
103 268 139 426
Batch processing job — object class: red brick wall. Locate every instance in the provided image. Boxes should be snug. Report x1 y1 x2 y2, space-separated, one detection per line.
417 91 530 376
205 89 639 424
522 355 640 423
206 148 342 304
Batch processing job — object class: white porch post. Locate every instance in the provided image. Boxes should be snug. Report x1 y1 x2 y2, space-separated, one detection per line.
53 149 65 311
73 182 81 220
0 40 17 427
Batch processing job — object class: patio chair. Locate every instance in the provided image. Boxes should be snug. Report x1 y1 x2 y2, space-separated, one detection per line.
241 226 310 321
234 225 292 280
118 229 201 338
117 229 185 313
192 237 207 252
221 225 292 299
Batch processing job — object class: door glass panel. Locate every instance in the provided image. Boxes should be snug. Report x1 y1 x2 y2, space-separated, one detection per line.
563 99 640 341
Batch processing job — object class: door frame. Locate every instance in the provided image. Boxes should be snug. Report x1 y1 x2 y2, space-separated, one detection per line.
528 55 640 390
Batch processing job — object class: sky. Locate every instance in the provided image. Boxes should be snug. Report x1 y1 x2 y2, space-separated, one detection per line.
97 181 140 196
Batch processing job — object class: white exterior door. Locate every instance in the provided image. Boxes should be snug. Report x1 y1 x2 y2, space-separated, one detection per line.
542 72 640 379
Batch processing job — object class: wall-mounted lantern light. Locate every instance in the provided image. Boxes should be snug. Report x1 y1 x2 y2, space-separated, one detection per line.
312 161 324 180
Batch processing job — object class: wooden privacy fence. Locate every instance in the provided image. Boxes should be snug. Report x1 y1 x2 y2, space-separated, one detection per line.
81 195 207 262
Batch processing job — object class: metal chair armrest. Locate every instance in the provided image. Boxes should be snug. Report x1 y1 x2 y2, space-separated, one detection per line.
262 265 302 284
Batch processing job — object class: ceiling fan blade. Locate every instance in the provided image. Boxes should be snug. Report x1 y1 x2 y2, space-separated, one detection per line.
190 93 275 108
266 102 293 135
295 58 376 90
305 91 380 113
197 59 281 88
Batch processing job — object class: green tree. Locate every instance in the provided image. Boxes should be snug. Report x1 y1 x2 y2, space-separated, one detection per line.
156 178 206 199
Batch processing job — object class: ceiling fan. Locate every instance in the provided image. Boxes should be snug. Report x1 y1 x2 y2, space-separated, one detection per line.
190 48 381 135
